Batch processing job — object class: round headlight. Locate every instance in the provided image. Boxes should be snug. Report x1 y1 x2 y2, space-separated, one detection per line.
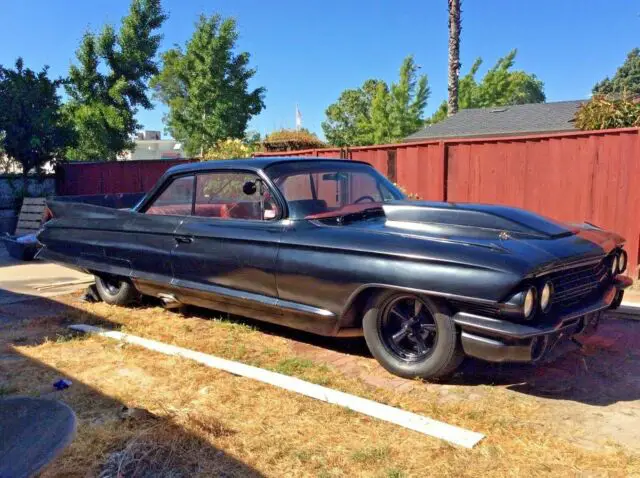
611 255 619 275
540 282 552 313
618 250 627 273
523 287 535 319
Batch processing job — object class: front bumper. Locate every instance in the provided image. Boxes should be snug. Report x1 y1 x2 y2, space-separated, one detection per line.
454 276 631 363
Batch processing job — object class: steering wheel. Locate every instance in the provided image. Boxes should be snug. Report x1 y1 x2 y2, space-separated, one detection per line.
354 195 376 204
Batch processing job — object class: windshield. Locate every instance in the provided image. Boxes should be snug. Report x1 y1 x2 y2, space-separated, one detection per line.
265 161 405 219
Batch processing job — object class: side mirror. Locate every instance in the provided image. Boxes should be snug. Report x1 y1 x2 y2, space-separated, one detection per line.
242 181 257 195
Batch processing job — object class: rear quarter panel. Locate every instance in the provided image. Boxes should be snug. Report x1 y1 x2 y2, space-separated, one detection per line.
38 202 180 282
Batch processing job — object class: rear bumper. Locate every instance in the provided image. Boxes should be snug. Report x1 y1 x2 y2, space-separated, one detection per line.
454 277 630 363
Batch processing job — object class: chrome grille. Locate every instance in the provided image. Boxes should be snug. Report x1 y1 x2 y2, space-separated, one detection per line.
550 259 609 308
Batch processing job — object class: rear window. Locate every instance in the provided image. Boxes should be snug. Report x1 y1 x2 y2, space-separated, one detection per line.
145 175 194 216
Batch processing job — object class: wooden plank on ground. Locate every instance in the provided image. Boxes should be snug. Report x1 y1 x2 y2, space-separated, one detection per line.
20 205 46 213
22 197 47 205
70 324 485 449
15 229 37 236
16 221 41 229
12 197 47 235
17 212 44 221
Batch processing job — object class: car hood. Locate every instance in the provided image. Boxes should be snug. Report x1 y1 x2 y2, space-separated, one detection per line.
342 201 624 276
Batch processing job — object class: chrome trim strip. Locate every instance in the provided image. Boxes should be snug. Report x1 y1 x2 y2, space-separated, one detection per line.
533 256 605 277
277 298 335 317
171 278 335 318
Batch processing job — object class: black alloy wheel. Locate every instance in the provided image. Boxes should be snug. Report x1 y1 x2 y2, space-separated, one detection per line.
362 290 463 380
379 295 438 362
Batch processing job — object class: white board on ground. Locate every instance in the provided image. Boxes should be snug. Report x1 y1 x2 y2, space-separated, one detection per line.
69 324 485 448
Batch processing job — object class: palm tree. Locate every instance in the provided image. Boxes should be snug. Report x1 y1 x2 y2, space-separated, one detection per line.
447 0 461 116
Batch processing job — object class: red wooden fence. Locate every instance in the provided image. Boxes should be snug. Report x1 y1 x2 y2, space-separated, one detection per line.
56 159 193 196
256 128 640 277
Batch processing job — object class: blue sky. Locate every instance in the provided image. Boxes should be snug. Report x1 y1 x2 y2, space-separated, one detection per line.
1 1 638 139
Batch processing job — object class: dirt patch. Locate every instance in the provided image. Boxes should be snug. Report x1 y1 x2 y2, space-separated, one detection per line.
1 295 640 476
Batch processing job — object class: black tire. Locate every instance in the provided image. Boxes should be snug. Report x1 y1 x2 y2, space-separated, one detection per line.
94 274 139 306
362 290 463 380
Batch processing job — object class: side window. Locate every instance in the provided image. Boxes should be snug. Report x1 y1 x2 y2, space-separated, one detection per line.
146 175 194 216
278 173 342 207
278 174 313 201
315 173 343 207
194 172 279 220
349 172 384 202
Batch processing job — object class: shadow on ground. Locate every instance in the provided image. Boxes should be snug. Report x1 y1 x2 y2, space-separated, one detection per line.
0 291 264 477
174 303 640 407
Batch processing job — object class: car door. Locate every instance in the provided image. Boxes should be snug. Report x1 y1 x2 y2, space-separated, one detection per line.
127 174 195 288
170 170 284 312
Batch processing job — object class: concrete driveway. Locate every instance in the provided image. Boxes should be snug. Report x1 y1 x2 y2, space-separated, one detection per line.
0 248 93 305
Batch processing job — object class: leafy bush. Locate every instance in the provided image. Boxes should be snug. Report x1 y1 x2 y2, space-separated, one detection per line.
263 128 325 151
574 95 640 130
203 138 257 160
394 183 421 200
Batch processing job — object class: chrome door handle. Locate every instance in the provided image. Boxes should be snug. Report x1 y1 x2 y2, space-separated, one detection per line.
174 235 194 244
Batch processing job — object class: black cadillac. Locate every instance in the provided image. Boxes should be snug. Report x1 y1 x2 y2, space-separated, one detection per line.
37 158 631 379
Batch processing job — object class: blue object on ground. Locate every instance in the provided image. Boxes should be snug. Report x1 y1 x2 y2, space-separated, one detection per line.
53 379 72 391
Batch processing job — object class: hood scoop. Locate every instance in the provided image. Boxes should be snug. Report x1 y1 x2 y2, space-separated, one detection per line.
382 201 574 239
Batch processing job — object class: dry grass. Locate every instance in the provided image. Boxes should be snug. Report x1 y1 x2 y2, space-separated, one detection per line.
1 298 639 477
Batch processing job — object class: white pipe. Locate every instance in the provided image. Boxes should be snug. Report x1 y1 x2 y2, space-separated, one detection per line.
619 301 640 313
69 324 484 448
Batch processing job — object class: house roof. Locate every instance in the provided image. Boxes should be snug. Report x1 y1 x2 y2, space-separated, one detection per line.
405 100 586 142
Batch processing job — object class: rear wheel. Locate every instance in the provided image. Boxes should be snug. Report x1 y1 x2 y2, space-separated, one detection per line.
362 290 463 380
94 274 138 306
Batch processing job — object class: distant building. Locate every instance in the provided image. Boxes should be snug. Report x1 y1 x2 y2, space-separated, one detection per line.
404 100 585 142
120 130 185 160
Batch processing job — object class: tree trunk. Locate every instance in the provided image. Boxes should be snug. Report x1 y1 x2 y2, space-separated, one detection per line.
447 0 461 117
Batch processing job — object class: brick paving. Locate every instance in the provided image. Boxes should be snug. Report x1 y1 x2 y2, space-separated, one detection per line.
290 313 640 406
287 313 640 449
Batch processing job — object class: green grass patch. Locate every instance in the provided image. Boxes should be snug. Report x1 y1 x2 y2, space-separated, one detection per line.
273 357 315 375
0 385 18 397
351 445 391 464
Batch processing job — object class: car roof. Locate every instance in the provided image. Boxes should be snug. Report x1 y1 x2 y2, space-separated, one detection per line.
165 157 370 176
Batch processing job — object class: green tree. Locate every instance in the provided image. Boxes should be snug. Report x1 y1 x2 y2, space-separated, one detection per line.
322 56 429 146
151 14 266 156
429 50 545 124
0 59 74 181
64 0 167 160
593 48 640 97
388 56 430 141
321 79 384 147
371 82 392 144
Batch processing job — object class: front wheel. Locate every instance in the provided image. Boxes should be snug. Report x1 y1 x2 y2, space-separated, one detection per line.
362 291 463 380
94 274 139 306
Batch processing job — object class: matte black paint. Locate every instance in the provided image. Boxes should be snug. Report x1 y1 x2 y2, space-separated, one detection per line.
38 158 630 363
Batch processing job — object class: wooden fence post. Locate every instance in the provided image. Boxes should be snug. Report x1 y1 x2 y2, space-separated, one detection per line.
439 141 447 202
